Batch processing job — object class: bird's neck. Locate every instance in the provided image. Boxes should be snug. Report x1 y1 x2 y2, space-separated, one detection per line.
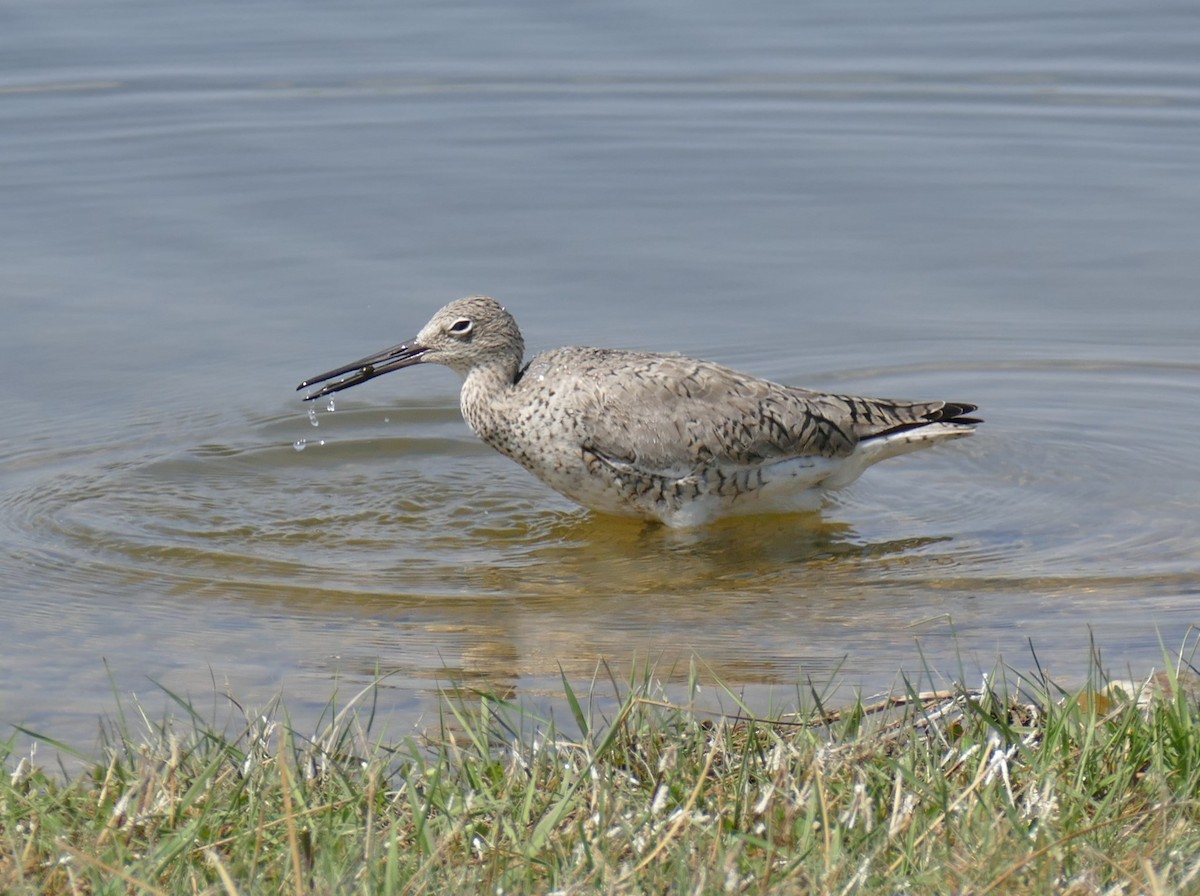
459 360 521 449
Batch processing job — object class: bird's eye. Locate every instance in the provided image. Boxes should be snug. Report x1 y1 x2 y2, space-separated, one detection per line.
448 318 473 337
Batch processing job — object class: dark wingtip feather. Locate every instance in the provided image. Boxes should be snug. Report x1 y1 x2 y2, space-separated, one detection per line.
870 401 982 441
931 402 983 425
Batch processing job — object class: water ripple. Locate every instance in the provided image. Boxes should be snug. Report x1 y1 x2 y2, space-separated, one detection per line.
3 360 1196 607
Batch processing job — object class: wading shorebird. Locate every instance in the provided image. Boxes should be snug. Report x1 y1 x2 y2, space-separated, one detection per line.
298 296 980 527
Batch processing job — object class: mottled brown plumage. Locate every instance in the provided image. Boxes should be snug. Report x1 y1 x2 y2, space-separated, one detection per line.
299 296 980 526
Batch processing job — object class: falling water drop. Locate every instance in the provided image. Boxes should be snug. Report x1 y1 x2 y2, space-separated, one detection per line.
326 398 336 412
307 407 319 427
293 440 307 452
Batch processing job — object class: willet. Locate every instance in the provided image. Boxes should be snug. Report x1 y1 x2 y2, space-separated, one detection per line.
298 296 980 527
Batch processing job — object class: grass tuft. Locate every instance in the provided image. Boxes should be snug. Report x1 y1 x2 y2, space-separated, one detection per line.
3 650 1200 894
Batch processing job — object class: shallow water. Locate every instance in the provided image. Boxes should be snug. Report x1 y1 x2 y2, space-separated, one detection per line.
2 1 1199 751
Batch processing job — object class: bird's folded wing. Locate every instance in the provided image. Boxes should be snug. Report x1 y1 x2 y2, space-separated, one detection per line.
555 352 921 477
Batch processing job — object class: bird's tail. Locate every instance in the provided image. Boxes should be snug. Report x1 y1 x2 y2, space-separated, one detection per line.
822 401 980 488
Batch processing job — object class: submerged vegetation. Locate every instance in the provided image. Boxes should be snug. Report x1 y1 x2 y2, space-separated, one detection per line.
3 650 1200 895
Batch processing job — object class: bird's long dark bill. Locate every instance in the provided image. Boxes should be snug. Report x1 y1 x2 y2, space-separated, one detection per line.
297 340 428 401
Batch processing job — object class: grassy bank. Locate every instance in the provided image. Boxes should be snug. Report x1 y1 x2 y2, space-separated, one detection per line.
3 656 1200 895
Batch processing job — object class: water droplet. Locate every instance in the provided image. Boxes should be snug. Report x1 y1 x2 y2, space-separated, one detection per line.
326 398 336 412
293 440 307 452
307 408 319 427
317 439 325 446
383 417 390 423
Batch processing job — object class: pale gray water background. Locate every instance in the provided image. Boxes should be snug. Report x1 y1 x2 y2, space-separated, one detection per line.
3 1 1199 751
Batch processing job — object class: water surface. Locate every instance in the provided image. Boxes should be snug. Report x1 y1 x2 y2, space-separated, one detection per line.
2 1 1199 751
